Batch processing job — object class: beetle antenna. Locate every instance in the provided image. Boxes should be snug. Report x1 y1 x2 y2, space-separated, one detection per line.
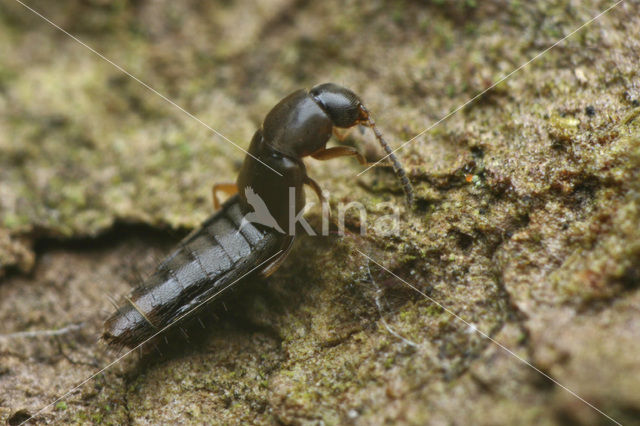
362 108 414 206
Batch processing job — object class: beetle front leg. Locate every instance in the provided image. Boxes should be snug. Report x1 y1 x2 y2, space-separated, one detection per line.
332 127 352 142
310 146 375 166
212 182 238 210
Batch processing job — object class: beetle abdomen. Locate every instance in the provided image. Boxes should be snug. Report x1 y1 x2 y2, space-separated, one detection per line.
103 196 282 348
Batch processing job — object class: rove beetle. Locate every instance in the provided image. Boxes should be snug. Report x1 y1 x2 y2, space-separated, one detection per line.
103 83 414 348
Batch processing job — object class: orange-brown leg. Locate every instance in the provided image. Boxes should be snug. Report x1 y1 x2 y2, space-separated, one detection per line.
310 146 374 166
332 127 353 142
212 182 238 210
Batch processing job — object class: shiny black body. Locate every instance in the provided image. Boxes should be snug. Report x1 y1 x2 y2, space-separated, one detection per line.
103 199 283 347
103 83 413 347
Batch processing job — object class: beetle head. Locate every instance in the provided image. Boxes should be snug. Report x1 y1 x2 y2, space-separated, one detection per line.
310 83 369 128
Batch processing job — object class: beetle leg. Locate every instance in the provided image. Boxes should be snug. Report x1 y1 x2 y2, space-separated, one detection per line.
332 127 352 142
304 174 332 223
260 236 295 278
303 175 326 204
212 182 238 210
310 146 375 166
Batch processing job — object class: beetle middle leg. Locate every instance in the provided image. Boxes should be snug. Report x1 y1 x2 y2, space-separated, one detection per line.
303 175 334 226
212 182 238 210
303 175 327 204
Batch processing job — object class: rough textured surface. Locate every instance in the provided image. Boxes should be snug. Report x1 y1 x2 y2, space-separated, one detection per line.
1 0 639 424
